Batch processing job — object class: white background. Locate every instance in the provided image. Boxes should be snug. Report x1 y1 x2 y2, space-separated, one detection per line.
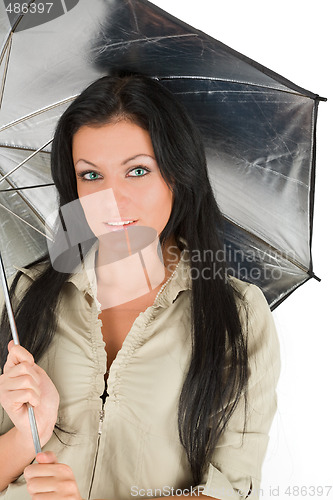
152 1 332 498
1 1 331 497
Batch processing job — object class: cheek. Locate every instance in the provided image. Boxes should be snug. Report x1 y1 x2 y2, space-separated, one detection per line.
145 183 173 225
77 190 108 236
79 199 98 235
76 182 93 199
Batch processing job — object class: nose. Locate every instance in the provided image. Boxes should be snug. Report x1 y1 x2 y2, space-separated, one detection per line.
101 181 132 216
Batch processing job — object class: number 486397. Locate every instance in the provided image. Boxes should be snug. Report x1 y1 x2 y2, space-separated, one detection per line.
5 3 53 14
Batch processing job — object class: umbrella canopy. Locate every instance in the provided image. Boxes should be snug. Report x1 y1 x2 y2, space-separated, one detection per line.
0 0 325 308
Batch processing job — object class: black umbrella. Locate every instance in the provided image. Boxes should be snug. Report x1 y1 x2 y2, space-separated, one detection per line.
0 0 326 309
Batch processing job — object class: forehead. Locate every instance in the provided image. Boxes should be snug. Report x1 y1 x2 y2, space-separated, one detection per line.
72 120 155 164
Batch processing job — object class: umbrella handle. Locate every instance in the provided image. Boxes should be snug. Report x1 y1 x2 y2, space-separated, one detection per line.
0 252 42 455
0 253 20 345
28 405 42 454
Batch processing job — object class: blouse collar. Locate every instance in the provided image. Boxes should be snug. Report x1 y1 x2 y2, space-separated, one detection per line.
14 237 192 310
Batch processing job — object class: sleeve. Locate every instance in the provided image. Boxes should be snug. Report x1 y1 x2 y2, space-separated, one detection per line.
193 283 281 500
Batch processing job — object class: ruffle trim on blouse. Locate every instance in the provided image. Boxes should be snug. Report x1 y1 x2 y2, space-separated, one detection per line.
105 252 192 402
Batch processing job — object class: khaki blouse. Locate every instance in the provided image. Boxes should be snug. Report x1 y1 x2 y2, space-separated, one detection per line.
0 244 280 500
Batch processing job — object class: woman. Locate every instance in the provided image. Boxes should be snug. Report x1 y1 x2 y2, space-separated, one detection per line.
0 74 280 500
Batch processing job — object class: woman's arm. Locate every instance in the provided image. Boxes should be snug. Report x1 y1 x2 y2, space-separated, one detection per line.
188 282 280 500
0 342 59 491
24 453 217 500
0 426 36 491
24 452 82 499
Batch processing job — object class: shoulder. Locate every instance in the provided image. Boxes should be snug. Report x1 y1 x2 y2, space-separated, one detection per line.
228 275 273 323
1 262 49 304
228 275 266 304
13 262 48 281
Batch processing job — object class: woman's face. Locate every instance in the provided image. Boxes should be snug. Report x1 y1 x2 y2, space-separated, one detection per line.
72 120 173 244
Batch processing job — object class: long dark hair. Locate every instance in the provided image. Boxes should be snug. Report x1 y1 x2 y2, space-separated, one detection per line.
1 74 249 484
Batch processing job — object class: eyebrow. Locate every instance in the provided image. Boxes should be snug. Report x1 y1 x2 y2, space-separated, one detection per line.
74 154 156 168
122 154 156 165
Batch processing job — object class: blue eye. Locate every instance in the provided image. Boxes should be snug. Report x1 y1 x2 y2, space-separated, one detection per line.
128 167 149 177
81 171 101 181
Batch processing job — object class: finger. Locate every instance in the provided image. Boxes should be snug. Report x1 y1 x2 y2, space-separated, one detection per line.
4 388 41 408
36 452 58 464
8 340 15 351
26 476 56 495
25 463 73 480
6 362 41 386
25 477 79 498
4 374 41 399
4 344 34 371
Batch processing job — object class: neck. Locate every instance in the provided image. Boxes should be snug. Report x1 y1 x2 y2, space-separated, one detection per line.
95 235 180 309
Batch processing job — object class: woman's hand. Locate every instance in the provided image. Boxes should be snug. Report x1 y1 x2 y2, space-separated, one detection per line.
0 341 59 447
24 452 82 499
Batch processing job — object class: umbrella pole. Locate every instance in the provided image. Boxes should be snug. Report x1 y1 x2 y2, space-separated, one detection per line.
0 252 42 455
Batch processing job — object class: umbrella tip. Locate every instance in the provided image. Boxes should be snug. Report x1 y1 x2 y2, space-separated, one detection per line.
309 271 321 282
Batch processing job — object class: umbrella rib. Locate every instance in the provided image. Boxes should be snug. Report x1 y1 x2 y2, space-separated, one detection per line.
0 26 13 71
0 157 54 232
0 144 51 153
0 202 53 242
128 0 140 31
158 75 316 99
60 0 67 14
0 1 36 69
0 33 12 110
96 33 198 53
0 31 10 68
0 95 78 133
246 157 307 189
0 171 50 233
222 214 310 275
0 183 54 192
250 92 294 160
0 139 53 186
10 0 36 32
0 10 72 121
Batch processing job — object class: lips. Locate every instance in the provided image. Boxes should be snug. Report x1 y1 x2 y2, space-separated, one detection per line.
104 220 138 231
